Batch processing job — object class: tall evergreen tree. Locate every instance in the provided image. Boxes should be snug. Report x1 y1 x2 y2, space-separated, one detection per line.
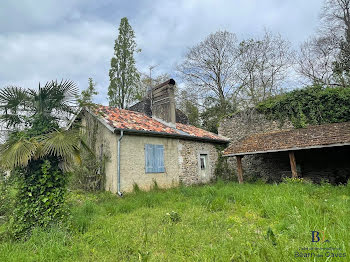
108 17 140 108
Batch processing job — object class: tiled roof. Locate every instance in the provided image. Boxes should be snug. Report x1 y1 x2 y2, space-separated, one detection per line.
176 123 224 140
90 105 228 143
223 122 350 156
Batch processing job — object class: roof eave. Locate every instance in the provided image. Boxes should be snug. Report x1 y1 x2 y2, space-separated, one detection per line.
223 142 350 157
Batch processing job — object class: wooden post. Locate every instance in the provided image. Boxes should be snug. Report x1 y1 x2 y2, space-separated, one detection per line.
288 151 298 178
236 155 244 184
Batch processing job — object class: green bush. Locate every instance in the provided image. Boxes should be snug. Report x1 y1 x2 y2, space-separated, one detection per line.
257 85 350 128
10 160 69 239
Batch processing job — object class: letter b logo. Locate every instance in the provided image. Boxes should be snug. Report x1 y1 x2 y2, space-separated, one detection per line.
311 231 320 242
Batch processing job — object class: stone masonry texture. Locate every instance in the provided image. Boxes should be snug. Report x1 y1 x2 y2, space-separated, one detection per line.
218 109 350 184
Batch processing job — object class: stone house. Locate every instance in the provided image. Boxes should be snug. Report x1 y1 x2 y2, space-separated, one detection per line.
219 110 350 184
79 79 228 195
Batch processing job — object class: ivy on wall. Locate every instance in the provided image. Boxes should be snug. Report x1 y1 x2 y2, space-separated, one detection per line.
256 85 350 128
70 113 110 191
214 145 236 181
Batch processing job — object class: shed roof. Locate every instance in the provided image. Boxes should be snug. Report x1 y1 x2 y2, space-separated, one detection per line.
223 122 350 156
87 105 228 143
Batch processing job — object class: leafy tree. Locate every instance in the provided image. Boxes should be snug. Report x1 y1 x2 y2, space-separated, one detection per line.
108 17 141 108
185 101 200 127
77 77 98 107
176 89 200 127
201 98 236 133
0 80 86 238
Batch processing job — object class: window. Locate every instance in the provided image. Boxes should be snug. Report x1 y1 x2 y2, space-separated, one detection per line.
145 144 165 173
200 154 207 170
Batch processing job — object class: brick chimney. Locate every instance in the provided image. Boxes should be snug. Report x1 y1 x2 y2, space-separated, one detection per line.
150 79 176 126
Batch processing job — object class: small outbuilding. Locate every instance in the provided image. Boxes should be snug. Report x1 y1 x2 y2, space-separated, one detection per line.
79 79 228 194
222 121 350 184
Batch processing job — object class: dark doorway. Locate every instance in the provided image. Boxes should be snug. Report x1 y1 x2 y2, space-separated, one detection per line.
295 146 350 184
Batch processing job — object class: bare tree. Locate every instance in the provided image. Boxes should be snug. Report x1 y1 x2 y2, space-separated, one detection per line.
320 0 350 38
235 31 292 107
176 31 238 110
295 36 339 86
296 0 350 86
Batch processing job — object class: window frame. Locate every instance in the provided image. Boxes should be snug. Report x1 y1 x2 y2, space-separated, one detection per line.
198 151 210 175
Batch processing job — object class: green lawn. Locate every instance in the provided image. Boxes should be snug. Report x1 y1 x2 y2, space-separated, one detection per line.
0 181 349 261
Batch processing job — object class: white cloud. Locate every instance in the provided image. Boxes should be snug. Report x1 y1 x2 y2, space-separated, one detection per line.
0 19 115 103
0 0 324 105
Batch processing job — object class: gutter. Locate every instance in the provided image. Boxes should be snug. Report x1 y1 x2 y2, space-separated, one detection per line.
117 130 124 197
111 127 229 144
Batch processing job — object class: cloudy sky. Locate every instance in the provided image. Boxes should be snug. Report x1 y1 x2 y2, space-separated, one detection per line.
0 0 323 104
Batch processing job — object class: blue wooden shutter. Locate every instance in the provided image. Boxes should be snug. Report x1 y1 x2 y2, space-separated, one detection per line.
155 145 165 172
145 144 165 173
145 144 154 173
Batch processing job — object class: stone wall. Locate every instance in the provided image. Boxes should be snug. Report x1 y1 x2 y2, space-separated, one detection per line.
218 108 293 143
178 140 218 185
218 109 350 184
151 81 176 124
218 109 294 182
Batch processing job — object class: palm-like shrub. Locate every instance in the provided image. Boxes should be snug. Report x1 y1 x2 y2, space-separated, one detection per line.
0 80 86 238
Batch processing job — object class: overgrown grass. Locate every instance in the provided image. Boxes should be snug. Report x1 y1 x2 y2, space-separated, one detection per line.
0 181 349 261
